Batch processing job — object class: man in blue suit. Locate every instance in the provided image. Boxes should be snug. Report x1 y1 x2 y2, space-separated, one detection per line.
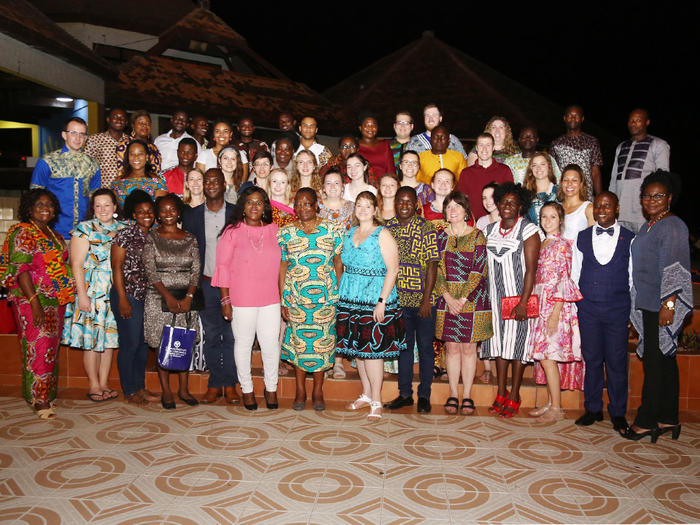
182 168 239 404
573 192 633 433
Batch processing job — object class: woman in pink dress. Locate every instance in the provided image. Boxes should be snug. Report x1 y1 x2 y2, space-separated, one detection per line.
529 202 583 421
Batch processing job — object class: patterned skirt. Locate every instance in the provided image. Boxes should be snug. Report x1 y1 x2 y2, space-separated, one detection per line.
335 304 405 360
281 302 336 372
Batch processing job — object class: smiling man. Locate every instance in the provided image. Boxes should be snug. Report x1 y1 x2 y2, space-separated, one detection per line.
609 109 670 233
154 109 200 172
385 187 440 413
416 125 467 184
85 108 129 188
31 117 101 239
406 104 467 159
295 116 332 167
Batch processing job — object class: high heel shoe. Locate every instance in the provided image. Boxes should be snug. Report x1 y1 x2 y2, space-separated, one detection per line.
529 402 551 417
367 401 382 420
178 394 199 407
656 424 681 440
620 426 659 443
161 396 176 410
500 398 521 419
242 392 258 411
488 391 509 415
264 390 278 410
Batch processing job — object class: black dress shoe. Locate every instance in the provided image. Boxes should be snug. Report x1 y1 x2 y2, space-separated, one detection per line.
384 395 413 410
611 416 629 433
417 397 431 413
178 394 199 407
574 411 603 426
621 426 659 443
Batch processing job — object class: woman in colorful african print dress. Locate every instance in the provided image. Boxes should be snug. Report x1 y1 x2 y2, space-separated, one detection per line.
112 140 168 208
435 191 492 416
269 168 297 228
0 189 75 419
279 189 344 411
63 189 125 402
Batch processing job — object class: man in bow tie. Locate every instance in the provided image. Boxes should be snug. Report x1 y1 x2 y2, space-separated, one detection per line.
571 192 634 434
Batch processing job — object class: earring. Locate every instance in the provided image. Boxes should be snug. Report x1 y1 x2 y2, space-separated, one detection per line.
112 212 118 219
243 212 246 217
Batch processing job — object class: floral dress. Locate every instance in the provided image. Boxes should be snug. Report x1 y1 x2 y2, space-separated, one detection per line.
529 235 584 390
319 200 354 232
62 219 124 352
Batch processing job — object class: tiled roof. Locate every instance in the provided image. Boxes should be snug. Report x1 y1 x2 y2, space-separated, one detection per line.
107 55 340 129
324 32 565 141
0 0 114 77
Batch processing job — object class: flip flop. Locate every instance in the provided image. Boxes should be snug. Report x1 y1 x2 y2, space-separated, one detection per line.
36 407 56 419
87 392 105 402
102 389 119 400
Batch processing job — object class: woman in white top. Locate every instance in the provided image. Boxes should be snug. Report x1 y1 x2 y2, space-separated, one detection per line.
250 151 273 194
475 182 501 232
559 164 594 241
196 119 248 178
218 147 244 204
343 153 377 202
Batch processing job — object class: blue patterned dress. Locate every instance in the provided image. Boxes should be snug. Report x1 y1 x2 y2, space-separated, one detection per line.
335 226 405 359
278 220 344 372
62 219 124 351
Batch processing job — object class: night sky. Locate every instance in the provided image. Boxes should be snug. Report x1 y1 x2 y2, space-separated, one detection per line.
211 2 697 225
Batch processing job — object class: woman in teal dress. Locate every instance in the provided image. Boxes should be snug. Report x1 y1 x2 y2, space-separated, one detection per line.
62 189 125 402
336 191 405 420
279 188 344 411
523 152 559 226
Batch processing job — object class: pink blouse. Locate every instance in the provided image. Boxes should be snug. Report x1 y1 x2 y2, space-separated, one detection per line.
211 222 281 307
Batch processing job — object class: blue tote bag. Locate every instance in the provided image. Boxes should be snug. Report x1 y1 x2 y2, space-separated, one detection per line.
158 313 196 371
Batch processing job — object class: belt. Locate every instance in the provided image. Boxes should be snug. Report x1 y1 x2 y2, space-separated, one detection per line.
201 275 211 281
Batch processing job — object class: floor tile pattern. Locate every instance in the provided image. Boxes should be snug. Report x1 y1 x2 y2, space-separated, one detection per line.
0 397 698 524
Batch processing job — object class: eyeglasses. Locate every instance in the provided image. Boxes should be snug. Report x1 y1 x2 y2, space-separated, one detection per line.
641 193 668 201
64 130 88 138
401 160 419 166
395 120 412 125
340 144 357 150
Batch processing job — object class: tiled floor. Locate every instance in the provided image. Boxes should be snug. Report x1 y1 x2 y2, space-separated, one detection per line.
0 396 698 525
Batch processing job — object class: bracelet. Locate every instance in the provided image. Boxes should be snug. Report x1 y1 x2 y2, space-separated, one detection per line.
27 293 38 304
220 296 231 305
185 293 194 299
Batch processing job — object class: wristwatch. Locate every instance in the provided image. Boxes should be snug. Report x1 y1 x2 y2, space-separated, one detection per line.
377 297 384 303
663 300 675 311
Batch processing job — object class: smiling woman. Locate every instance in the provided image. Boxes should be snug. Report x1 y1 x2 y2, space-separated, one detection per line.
111 140 168 207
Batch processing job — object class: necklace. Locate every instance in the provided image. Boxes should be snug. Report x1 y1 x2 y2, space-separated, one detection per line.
448 222 468 238
30 220 63 248
499 221 517 236
246 223 265 252
646 209 669 232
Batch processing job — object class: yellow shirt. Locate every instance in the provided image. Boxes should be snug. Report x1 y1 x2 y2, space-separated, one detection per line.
417 149 467 184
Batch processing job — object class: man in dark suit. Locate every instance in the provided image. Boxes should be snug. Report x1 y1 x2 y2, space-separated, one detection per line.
182 168 239 404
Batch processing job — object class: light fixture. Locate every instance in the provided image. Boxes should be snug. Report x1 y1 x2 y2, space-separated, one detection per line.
56 97 74 103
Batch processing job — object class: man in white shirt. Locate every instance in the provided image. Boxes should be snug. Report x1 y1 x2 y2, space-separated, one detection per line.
572 192 633 434
154 109 200 172
294 116 332 167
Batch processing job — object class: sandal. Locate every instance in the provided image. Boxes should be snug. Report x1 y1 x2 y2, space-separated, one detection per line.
537 407 564 423
347 393 371 410
102 389 119 400
529 403 551 417
367 401 382 420
479 370 492 384
332 362 346 379
36 407 56 420
444 397 459 414
488 392 508 415
500 398 521 419
87 392 105 402
460 398 476 416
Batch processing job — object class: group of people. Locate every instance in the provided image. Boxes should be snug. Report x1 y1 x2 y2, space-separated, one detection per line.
0 103 690 443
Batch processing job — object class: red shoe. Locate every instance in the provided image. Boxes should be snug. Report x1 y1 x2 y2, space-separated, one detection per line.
500 398 521 418
488 392 508 415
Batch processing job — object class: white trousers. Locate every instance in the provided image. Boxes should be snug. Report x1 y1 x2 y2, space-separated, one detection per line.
231 303 281 394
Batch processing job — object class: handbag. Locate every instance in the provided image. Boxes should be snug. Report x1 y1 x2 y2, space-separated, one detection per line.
0 295 16 334
158 313 196 370
500 295 539 320
160 288 205 312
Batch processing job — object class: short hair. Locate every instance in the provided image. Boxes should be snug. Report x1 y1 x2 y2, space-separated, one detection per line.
539 202 565 234
442 190 471 220
476 132 495 145
595 190 619 207
107 107 126 117
395 111 413 123
423 103 441 116
432 168 456 186
275 131 300 152
130 110 151 126
431 125 449 136
564 104 584 117
154 193 185 221
399 149 420 163
522 152 557 192
65 116 87 129
396 185 418 201
640 170 681 203
358 111 378 127
556 164 588 201
294 187 318 207
338 134 358 147
123 189 154 220
178 137 197 150
171 108 188 118
493 182 533 214
630 107 650 119
86 188 122 220
18 188 61 227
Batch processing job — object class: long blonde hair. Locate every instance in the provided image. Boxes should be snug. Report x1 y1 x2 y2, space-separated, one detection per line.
182 168 204 205
484 116 518 155
269 168 292 203
290 149 322 194
523 152 557 192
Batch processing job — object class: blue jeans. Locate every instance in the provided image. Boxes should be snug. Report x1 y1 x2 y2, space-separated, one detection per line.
398 306 436 399
200 277 237 388
112 290 148 396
